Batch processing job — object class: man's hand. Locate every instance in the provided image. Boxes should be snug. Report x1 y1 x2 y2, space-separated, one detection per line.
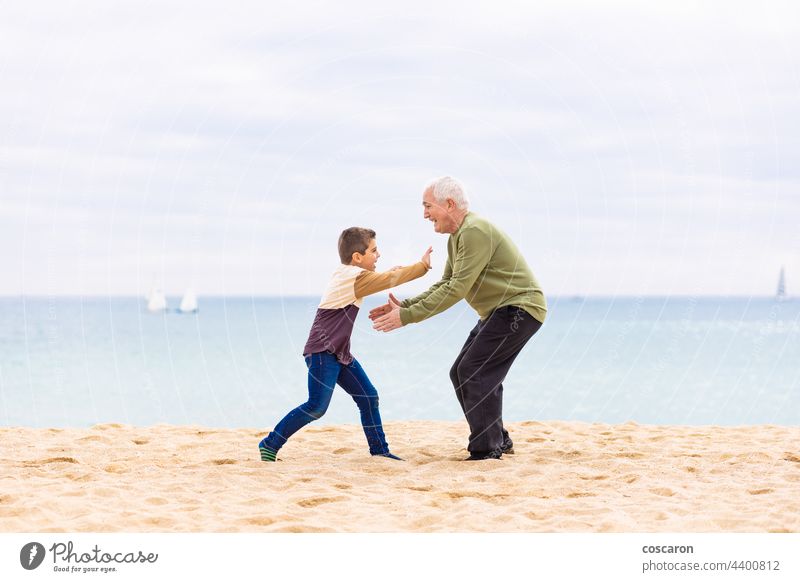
368 292 402 321
372 296 403 332
421 246 433 269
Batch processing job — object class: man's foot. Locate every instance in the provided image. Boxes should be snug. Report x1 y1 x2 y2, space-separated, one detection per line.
258 440 277 462
464 450 502 461
500 435 514 454
372 452 404 461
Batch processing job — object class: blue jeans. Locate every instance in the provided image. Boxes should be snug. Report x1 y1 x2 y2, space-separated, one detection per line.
262 352 390 455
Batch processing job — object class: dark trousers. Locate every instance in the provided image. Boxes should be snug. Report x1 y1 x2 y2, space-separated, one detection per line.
449 306 542 454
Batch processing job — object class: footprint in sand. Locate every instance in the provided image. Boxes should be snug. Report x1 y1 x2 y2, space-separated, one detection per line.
91 488 119 498
445 491 509 501
296 496 346 508
650 487 675 497
244 517 276 526
748 488 773 495
44 457 79 464
211 459 238 465
333 448 353 455
24 457 79 467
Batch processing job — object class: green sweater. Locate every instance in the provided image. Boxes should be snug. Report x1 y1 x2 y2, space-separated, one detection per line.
399 212 547 325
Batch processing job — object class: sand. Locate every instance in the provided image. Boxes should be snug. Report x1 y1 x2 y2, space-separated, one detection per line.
1 421 798 532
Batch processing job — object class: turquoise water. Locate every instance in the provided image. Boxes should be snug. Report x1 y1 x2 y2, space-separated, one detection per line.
0 296 798 428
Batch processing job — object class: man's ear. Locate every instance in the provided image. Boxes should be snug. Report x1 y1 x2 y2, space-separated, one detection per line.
447 197 456 211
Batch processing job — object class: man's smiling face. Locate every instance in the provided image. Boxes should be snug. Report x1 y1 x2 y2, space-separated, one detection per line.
422 189 455 234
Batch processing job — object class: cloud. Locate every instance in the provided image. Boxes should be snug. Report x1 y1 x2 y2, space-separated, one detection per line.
2 1 799 295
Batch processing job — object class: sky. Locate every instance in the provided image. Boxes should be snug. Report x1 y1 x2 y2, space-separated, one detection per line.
1 0 798 297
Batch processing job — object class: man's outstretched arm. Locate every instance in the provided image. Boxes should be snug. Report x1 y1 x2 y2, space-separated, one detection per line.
373 228 491 331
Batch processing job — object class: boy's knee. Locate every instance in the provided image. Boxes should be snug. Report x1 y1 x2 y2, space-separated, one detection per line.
353 393 379 411
355 381 379 399
301 401 328 419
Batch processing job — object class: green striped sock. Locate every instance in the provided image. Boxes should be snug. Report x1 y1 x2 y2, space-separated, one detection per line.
259 445 277 462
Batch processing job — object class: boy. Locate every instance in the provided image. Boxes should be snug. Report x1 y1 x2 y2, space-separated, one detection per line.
259 227 432 461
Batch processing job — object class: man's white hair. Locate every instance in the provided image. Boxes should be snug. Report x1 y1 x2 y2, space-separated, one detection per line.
425 176 469 210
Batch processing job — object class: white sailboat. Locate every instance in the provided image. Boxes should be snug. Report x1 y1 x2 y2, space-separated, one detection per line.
776 267 786 301
179 289 198 313
147 287 168 312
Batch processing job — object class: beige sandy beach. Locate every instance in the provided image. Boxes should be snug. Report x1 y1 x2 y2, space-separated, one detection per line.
1 421 798 532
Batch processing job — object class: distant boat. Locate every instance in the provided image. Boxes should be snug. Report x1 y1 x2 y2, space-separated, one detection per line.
776 267 787 301
179 289 198 313
147 288 168 312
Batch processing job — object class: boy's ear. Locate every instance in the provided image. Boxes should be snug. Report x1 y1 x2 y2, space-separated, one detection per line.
351 251 362 264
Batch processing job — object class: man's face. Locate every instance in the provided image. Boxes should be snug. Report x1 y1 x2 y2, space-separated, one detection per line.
422 189 455 234
352 238 380 271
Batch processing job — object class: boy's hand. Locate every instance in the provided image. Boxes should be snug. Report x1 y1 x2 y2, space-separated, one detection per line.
421 246 433 269
368 293 402 320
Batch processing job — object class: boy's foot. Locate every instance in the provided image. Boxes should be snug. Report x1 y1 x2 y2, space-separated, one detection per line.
500 435 515 454
258 440 277 462
372 452 404 461
464 450 502 461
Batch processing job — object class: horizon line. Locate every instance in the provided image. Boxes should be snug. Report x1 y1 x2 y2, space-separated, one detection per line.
0 293 792 300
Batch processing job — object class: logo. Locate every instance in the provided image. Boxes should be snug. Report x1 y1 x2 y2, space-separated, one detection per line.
20 542 46 570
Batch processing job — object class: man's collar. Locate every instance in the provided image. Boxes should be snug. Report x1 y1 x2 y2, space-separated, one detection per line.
452 211 472 234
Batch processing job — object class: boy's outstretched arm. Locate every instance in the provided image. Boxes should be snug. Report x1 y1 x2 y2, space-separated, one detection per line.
354 247 432 299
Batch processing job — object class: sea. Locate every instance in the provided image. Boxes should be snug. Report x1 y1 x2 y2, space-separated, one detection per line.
0 296 798 428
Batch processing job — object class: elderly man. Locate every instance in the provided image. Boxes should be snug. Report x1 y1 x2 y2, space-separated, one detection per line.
370 176 547 460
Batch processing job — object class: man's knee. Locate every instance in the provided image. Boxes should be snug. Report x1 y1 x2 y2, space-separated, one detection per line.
449 361 461 387
456 359 481 384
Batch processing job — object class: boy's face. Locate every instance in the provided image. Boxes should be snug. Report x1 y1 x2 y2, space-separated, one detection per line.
351 238 380 271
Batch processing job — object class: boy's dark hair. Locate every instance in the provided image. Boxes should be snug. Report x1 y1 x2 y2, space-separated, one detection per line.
338 227 376 264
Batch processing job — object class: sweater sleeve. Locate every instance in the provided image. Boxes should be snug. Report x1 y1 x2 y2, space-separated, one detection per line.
399 227 492 325
401 259 452 308
353 262 429 299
